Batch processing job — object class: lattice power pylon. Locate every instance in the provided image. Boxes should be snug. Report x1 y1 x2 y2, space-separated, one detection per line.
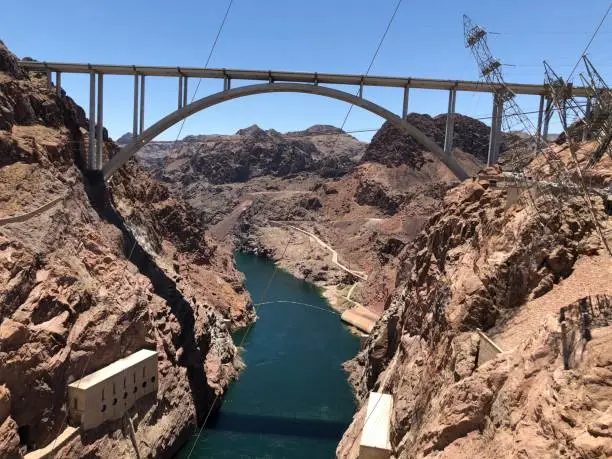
579 55 612 166
464 15 610 255
542 60 594 188
543 61 586 133
463 14 539 169
542 60 611 256
463 15 578 186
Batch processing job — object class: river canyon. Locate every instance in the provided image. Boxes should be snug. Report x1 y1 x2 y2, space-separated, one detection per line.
2 34 612 459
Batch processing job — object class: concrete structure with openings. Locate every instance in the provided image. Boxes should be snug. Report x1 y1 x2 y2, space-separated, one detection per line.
68 349 158 430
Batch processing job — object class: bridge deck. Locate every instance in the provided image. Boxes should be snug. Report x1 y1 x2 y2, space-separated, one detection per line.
18 61 589 97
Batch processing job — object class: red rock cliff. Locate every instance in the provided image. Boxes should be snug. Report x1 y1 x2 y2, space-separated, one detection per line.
0 42 253 458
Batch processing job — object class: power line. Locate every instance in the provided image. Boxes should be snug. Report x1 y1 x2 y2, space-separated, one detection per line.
133 102 588 148
363 1 404 79
117 0 235 288
100 4 236 456
254 300 341 316
185 234 293 458
171 0 235 147
329 0 404 153
567 2 612 80
187 4 404 455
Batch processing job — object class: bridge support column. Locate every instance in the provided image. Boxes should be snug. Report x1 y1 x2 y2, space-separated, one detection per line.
183 77 188 107
139 75 145 135
582 97 592 141
223 76 231 91
542 97 553 142
178 76 183 109
132 75 139 138
95 73 104 171
46 70 52 89
88 72 96 170
359 78 364 98
402 86 410 119
444 89 457 155
487 94 503 166
55 72 61 96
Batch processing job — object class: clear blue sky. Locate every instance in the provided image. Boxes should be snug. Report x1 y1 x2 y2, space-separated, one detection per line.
3 0 611 141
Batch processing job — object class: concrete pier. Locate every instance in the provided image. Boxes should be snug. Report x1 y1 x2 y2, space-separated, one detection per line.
139 75 145 135
183 76 188 107
55 72 61 96
536 94 545 143
132 75 139 138
444 88 457 155
95 73 104 170
402 86 410 118
88 72 96 170
542 97 553 141
487 94 503 166
582 97 592 141
178 76 183 109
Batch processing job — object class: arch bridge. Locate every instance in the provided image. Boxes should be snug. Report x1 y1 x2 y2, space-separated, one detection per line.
19 61 591 181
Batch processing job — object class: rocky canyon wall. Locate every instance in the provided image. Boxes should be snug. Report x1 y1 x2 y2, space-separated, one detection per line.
337 162 612 457
0 43 252 458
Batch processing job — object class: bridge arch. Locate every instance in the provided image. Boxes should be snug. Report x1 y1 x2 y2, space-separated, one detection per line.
102 82 469 180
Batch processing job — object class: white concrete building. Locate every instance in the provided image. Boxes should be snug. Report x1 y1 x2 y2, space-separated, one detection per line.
359 392 393 459
68 349 158 430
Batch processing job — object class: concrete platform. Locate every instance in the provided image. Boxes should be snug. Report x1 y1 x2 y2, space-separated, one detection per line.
341 306 379 334
359 392 393 459
24 426 80 459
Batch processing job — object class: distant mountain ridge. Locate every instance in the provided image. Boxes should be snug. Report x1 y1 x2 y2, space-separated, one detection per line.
128 124 367 185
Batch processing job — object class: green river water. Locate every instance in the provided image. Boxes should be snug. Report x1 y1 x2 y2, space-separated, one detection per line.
176 252 360 458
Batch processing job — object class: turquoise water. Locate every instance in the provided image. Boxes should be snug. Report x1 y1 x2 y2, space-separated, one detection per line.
177 252 360 458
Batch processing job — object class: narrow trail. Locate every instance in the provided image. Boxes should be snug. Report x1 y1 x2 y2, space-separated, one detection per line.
346 282 359 301
209 199 253 240
0 192 69 226
271 221 368 281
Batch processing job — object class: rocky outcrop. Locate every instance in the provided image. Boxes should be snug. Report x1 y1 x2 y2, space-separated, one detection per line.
133 123 366 186
433 114 491 163
362 114 514 167
362 115 436 168
354 178 406 215
337 167 612 457
0 42 251 458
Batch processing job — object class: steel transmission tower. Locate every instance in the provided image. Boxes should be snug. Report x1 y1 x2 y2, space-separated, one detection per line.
464 15 610 255
463 15 541 170
464 15 577 185
543 62 586 133
579 56 612 166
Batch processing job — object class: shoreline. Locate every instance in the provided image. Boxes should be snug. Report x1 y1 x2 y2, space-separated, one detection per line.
233 249 369 338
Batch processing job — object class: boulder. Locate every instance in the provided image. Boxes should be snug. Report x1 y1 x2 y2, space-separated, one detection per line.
0 385 10 423
0 416 20 458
